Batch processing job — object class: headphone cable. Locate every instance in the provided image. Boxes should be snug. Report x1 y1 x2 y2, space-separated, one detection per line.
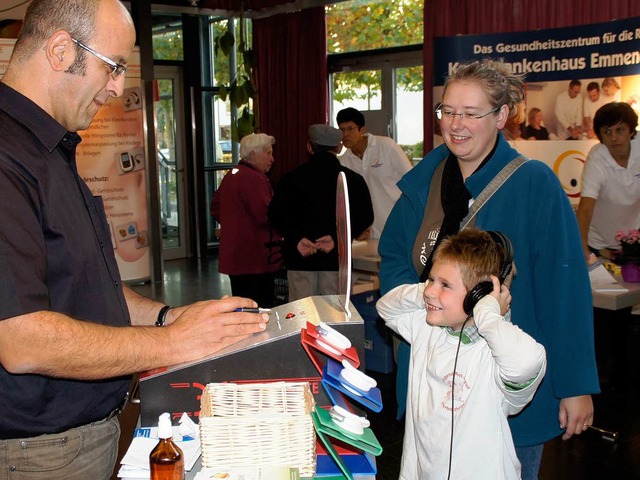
446 314 473 480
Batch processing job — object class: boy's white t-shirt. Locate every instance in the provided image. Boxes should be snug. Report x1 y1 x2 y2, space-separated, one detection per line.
377 283 546 480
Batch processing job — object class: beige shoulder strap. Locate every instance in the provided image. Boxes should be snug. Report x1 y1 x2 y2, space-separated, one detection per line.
411 159 446 275
460 155 529 229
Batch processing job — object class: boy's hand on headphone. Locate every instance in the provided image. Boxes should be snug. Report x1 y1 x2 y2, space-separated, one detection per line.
490 275 512 316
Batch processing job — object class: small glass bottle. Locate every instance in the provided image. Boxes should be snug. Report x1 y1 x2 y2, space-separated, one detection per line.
149 412 185 480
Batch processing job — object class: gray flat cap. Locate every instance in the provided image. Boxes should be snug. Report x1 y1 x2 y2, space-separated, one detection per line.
308 124 343 147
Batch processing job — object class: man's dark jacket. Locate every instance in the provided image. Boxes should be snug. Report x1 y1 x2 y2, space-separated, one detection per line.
269 150 373 271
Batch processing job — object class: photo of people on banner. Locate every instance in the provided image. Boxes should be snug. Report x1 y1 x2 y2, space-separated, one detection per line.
433 16 640 205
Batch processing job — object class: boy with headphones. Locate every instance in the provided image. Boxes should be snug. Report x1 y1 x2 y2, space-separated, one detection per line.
376 228 546 479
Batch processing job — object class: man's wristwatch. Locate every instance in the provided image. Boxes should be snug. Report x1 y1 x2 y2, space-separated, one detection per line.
155 305 172 327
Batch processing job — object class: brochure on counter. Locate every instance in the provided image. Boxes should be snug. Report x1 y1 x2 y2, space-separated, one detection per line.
588 261 629 293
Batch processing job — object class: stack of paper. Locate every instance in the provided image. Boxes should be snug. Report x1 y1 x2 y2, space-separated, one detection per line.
588 262 629 293
118 414 201 479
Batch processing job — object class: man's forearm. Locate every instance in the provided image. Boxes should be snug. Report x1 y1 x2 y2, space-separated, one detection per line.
0 310 172 379
0 297 267 380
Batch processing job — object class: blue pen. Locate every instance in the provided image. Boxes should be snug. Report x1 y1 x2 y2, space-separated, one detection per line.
234 307 272 314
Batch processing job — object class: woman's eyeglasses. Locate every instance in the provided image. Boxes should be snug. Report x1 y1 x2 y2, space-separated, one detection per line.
435 104 500 122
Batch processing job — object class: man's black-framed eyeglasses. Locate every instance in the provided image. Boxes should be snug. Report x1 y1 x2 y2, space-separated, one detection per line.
71 38 126 80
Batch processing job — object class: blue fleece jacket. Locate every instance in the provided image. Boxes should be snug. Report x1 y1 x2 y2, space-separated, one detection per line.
379 133 600 446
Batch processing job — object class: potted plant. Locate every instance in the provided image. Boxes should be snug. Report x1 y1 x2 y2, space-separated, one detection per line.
614 229 640 283
214 17 256 141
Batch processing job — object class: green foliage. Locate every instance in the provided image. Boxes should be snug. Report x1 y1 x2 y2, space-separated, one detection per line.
152 28 183 61
397 65 424 93
242 48 256 71
401 140 424 161
326 0 424 54
332 70 381 106
214 18 256 140
214 29 235 57
232 107 255 141
211 21 231 86
326 0 424 102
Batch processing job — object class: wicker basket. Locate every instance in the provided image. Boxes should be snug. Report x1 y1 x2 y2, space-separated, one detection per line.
199 382 316 477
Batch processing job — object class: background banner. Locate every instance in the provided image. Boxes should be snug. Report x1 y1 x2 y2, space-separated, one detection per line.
433 17 640 205
434 17 640 85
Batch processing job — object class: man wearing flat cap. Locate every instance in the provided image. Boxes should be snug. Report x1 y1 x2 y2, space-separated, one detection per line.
269 125 374 301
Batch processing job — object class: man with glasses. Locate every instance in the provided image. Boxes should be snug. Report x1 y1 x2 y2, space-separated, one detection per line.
0 2 267 478
336 107 412 239
72 38 128 79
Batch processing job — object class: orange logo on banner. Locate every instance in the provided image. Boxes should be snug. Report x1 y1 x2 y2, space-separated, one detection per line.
553 149 586 199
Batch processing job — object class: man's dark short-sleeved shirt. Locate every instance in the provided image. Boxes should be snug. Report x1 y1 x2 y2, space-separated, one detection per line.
0 82 131 439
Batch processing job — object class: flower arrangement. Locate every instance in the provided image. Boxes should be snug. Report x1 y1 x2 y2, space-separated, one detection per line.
614 229 640 265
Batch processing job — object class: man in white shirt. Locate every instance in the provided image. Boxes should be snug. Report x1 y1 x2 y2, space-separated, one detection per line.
336 107 412 239
583 82 607 139
555 79 583 140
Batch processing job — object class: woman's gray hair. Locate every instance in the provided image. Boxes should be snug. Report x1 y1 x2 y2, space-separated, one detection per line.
13 0 100 62
240 133 275 161
444 59 525 120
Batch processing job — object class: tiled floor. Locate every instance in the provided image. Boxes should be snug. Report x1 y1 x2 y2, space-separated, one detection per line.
122 256 640 480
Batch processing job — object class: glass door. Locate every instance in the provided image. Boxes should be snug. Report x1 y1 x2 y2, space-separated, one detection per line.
329 50 424 164
394 64 424 165
154 66 188 259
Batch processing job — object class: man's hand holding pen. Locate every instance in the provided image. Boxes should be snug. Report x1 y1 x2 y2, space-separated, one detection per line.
164 297 269 364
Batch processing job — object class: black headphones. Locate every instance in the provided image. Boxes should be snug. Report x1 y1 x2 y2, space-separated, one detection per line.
462 231 514 316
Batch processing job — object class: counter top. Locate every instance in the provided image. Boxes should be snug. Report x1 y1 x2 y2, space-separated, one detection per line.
592 275 640 311
352 239 380 274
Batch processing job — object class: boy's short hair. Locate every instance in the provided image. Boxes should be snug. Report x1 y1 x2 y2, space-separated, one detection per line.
433 229 504 291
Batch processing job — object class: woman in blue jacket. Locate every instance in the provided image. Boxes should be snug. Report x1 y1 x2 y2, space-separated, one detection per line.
379 59 599 480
